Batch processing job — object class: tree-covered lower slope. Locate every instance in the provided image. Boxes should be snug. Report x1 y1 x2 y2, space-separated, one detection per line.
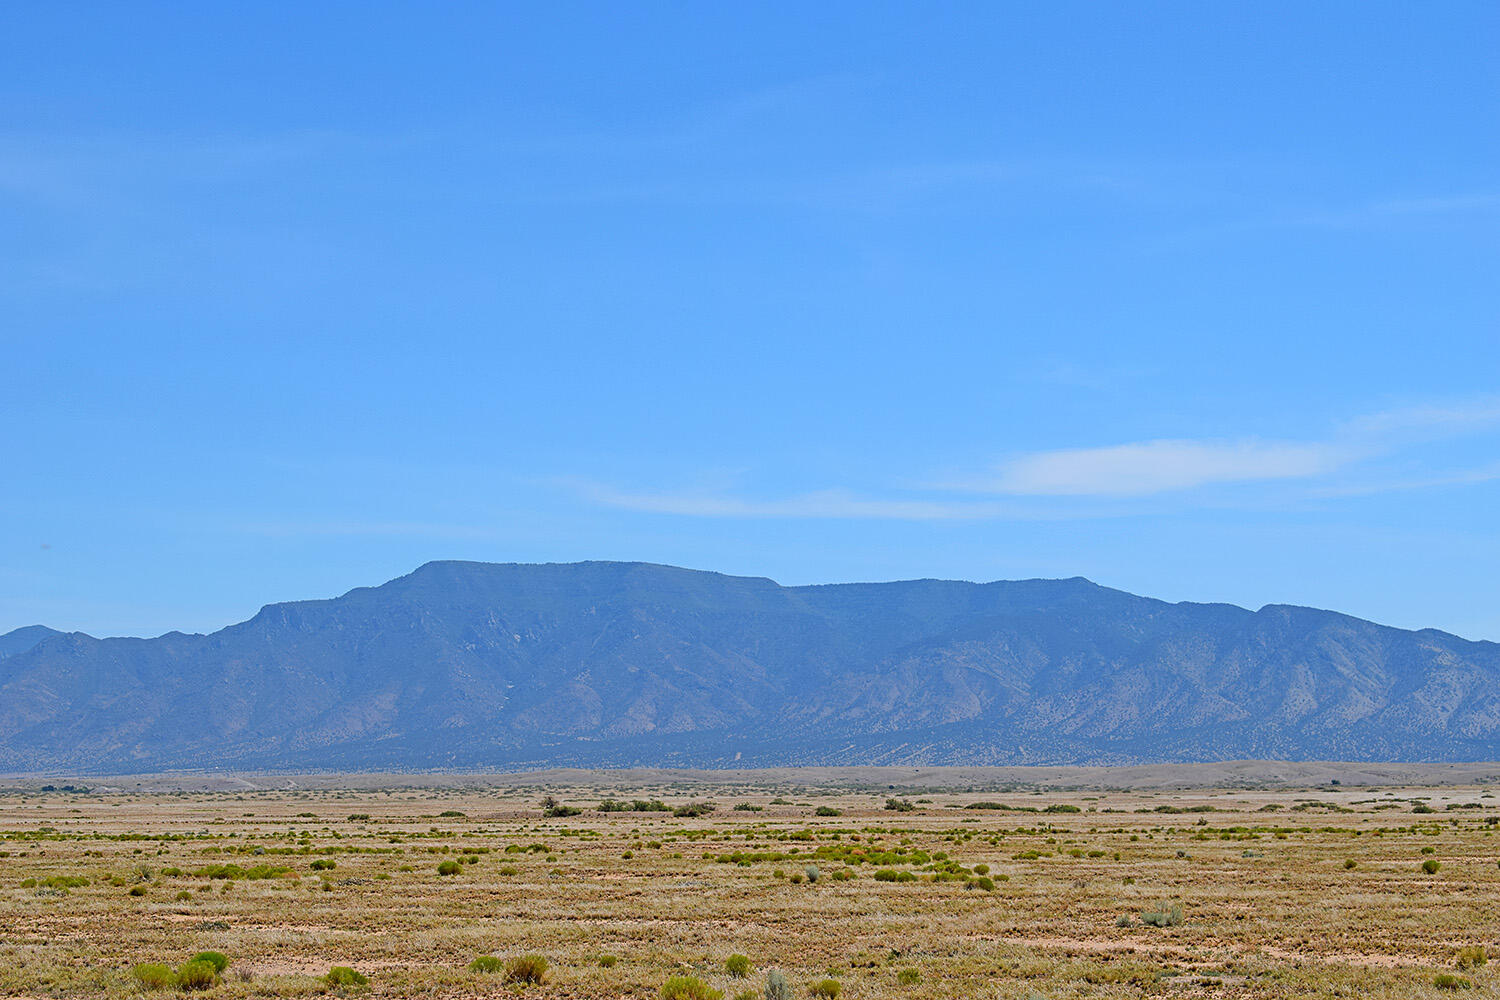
2 561 1497 771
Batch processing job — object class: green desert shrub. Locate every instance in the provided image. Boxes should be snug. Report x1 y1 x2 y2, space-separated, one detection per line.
884 798 915 812
469 956 504 973
1140 903 1184 928
599 954 619 968
539 795 581 817
1344 859 1357 870
324 966 370 988
633 799 671 811
764 971 793 1000
128 885 147 897
673 802 716 817
176 960 220 991
1456 945 1487 969
809 979 841 999
130 963 176 990
38 875 89 889
437 861 462 876
804 865 820 883
190 863 290 880
1422 859 1442 875
505 955 549 985
830 868 854 881
190 951 230 974
814 806 842 816
661 975 723 1000
726 954 752 978
1434 973 1472 990
896 968 920 986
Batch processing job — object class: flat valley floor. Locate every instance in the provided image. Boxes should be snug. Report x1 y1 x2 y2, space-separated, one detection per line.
0 766 1497 998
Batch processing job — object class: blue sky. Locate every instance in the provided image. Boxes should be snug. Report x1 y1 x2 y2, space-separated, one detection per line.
3 2 1498 640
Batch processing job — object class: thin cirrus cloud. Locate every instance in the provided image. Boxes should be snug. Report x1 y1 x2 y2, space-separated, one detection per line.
571 438 1347 522
974 439 1352 497
1310 460 1500 499
573 397 1499 520
957 401 1497 499
1342 397 1500 437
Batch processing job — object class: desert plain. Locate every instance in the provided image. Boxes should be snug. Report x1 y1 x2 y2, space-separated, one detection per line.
0 764 1497 999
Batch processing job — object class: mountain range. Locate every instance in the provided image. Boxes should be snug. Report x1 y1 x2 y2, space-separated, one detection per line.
2 560 1497 772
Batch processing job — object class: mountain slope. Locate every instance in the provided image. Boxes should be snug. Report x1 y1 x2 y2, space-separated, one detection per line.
0 625 67 659
2 561 1497 771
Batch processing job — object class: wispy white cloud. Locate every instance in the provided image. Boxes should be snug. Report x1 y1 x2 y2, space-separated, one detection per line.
1344 397 1500 437
966 396 1500 499
974 439 1350 497
1310 461 1500 498
568 394 1500 520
